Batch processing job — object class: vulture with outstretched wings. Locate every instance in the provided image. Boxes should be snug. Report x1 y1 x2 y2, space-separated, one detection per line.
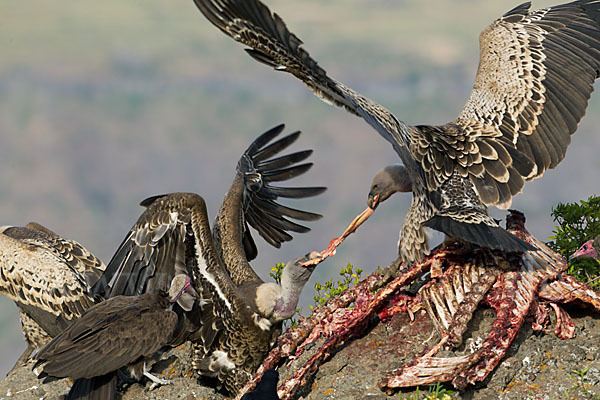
193 0 600 264
88 124 325 394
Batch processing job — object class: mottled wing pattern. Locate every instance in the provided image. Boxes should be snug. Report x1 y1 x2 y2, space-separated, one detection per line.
0 226 100 336
34 292 177 380
92 194 190 299
438 1 600 208
22 222 105 287
193 0 353 113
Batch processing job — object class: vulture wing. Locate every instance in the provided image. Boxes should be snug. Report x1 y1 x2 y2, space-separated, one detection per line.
423 1 600 208
211 124 325 285
91 193 195 299
193 0 411 156
0 224 104 337
34 291 177 380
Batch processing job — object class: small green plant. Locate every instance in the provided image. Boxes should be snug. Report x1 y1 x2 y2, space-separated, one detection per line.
548 195 600 288
269 262 285 284
566 367 600 400
271 262 364 329
401 382 455 400
312 263 363 309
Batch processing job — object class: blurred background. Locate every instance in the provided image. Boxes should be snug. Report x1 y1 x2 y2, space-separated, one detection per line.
1 0 598 376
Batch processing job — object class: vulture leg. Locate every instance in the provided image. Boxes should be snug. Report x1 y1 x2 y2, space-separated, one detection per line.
143 361 172 390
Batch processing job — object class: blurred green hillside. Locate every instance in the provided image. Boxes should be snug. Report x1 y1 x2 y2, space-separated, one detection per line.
1 0 599 376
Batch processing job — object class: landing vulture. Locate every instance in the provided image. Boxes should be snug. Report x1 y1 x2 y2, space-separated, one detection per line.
193 0 600 264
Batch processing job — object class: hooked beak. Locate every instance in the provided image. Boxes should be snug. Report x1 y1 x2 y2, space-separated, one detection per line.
299 251 322 268
367 193 380 210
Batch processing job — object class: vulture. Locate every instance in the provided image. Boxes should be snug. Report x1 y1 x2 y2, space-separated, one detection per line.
193 0 600 264
0 222 105 371
89 124 325 394
33 275 197 390
571 234 600 259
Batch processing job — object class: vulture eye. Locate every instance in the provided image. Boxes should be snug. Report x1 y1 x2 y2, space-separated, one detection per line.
583 244 589 250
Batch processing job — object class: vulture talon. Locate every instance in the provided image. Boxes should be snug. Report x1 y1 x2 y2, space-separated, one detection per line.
143 362 172 391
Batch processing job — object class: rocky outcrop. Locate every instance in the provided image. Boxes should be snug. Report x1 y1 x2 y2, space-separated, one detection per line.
2 305 600 399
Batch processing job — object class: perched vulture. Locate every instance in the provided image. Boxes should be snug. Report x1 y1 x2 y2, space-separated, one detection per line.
193 0 600 264
571 234 600 259
90 124 325 394
33 274 198 397
0 222 105 371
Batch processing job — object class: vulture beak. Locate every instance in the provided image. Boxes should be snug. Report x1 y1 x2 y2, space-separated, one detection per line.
172 275 199 312
299 251 323 267
367 193 380 210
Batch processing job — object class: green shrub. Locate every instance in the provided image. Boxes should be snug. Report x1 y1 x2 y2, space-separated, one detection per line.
548 195 600 288
269 261 364 328
312 263 363 309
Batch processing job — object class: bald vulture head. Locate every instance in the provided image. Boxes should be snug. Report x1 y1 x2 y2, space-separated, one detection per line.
367 164 412 209
570 235 600 260
169 274 199 311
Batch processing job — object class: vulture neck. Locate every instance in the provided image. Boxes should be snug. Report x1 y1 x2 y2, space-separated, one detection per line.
214 175 262 286
271 262 312 322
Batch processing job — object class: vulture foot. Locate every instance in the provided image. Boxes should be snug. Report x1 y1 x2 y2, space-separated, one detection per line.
143 363 172 391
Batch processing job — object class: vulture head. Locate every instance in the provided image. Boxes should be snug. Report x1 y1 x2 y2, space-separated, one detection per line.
367 164 412 210
259 251 321 322
570 235 600 260
169 274 199 312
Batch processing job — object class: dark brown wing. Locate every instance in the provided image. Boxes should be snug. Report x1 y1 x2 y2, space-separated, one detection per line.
34 292 177 380
91 193 268 339
443 1 600 207
226 124 325 250
211 124 325 286
194 0 353 113
91 194 191 299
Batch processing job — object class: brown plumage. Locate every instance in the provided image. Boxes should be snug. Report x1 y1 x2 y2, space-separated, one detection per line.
33 274 196 388
91 125 325 394
193 0 600 264
0 222 105 369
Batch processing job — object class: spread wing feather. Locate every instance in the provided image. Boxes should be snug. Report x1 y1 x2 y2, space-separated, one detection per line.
92 194 192 300
217 124 325 260
449 1 600 207
194 0 600 208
